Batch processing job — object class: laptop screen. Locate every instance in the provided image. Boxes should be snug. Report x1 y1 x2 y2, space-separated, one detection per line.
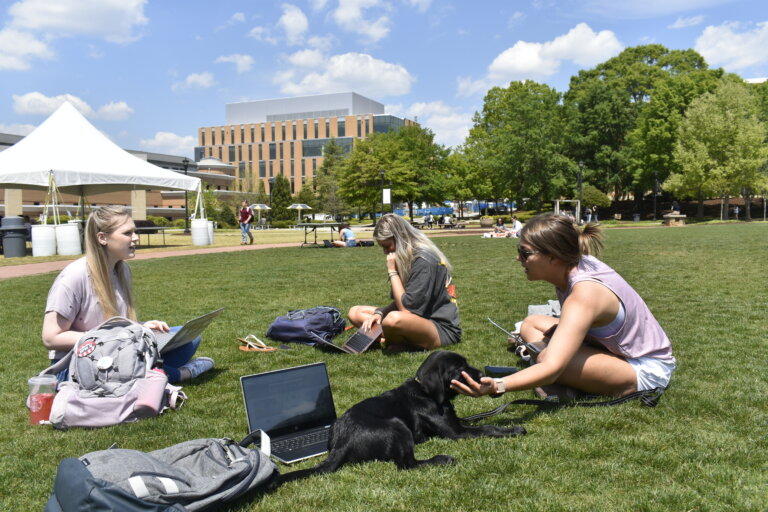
241 363 337 439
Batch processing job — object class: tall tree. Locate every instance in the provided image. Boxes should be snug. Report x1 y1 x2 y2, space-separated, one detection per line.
464 80 573 207
666 80 768 218
294 179 317 211
269 174 293 220
564 45 709 198
314 139 348 220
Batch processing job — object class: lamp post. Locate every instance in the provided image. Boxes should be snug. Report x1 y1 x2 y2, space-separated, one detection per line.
182 157 190 234
652 169 658 221
379 170 385 220
577 161 584 221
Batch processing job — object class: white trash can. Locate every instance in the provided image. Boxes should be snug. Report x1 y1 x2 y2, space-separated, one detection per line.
31 225 57 257
55 223 82 255
191 218 210 246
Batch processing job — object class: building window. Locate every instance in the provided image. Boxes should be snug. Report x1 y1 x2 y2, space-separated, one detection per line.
238 145 242 161
291 178 295 194
269 143 276 160
290 142 295 158
337 119 345 137
312 158 317 172
248 145 252 162
357 119 362 137
259 161 266 178
278 143 283 160
230 128 235 143
240 127 244 142
258 144 263 160
201 131 206 146
218 147 223 160
269 161 273 177
211 130 216 146
281 124 286 140
290 160 294 176
220 128 225 144
313 120 318 138
325 119 330 137
271 124 275 141
303 122 307 139
292 123 296 140
229 146 236 161
250 126 254 142
301 159 305 176
261 125 265 141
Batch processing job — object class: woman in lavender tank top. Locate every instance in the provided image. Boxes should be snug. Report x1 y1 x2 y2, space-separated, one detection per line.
452 213 675 399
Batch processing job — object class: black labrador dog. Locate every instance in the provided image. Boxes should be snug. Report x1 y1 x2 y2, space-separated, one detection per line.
275 350 525 487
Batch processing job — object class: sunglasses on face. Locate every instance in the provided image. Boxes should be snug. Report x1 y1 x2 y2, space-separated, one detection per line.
517 246 539 262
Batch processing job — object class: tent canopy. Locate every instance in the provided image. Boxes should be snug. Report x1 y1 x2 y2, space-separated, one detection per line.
0 102 200 194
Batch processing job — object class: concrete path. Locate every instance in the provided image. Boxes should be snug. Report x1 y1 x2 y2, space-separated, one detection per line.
0 228 498 280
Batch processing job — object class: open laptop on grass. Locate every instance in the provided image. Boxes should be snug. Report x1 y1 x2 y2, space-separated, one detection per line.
312 324 383 354
155 308 224 353
240 362 337 464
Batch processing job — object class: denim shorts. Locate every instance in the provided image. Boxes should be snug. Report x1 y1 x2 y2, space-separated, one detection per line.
627 356 676 391
345 240 357 247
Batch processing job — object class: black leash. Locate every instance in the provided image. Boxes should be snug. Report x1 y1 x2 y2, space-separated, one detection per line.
460 387 665 423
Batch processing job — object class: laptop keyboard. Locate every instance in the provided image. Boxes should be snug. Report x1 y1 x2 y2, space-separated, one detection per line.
273 428 329 453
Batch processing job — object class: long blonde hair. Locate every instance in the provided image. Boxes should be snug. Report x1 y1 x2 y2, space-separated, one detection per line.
84 205 136 321
373 214 453 283
519 213 603 267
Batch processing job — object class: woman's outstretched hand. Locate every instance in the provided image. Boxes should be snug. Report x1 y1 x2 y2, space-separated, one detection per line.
450 371 498 397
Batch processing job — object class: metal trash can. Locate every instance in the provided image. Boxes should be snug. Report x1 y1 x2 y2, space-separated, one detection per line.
1 216 28 258
633 213 641 222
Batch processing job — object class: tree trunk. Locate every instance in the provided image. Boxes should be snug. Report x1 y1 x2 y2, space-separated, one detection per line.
697 192 704 218
745 191 752 221
408 200 414 221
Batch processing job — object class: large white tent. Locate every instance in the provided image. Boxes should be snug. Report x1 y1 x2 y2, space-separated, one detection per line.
0 101 200 194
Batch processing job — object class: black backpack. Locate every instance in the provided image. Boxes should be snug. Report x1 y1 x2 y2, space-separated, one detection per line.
266 306 346 345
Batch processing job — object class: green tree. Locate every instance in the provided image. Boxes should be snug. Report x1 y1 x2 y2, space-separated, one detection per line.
294 179 317 211
201 190 234 227
269 174 293 221
464 80 573 207
315 139 348 220
581 184 611 209
444 149 476 219
565 45 709 198
666 80 768 218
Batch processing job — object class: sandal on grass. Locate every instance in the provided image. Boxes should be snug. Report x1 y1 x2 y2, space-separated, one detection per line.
237 335 277 352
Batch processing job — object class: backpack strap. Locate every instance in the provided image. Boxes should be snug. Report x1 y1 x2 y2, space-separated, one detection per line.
239 429 272 457
460 387 665 423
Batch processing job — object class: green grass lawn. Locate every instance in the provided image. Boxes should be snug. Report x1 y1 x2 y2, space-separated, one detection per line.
1 224 765 511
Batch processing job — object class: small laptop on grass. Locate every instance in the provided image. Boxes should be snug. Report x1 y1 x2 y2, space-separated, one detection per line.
240 362 337 464
155 308 224 353
313 324 383 354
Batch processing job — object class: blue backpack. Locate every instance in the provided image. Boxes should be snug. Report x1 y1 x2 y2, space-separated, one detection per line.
266 307 346 345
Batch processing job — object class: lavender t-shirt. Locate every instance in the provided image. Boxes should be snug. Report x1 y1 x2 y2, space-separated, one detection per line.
45 257 130 360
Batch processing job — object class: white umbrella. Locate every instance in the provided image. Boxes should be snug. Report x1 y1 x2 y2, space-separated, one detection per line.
287 203 312 224
249 203 271 222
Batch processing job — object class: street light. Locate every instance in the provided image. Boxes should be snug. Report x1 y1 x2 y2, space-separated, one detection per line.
182 157 190 234
577 161 584 221
652 170 658 221
379 170 385 221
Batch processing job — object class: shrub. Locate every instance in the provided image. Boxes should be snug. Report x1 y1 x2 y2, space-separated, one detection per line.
147 215 171 227
270 220 293 229
171 218 187 228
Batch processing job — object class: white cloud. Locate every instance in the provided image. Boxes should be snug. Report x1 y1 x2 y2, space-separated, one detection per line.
695 21 768 71
172 72 216 91
386 101 472 147
333 0 390 42
215 11 246 31
583 0 737 19
96 101 133 120
0 28 52 70
309 0 328 10
139 132 195 157
745 77 767 84
278 4 309 45
12 92 133 120
508 11 525 27
668 15 704 29
8 0 148 44
276 52 414 98
286 49 325 68
248 25 278 44
402 0 432 12
308 34 335 51
0 122 36 136
215 54 254 73
458 23 623 96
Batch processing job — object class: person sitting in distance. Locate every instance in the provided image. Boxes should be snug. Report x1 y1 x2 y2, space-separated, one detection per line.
348 214 461 351
333 222 357 247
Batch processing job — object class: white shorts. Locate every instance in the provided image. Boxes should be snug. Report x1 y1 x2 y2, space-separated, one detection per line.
627 356 676 391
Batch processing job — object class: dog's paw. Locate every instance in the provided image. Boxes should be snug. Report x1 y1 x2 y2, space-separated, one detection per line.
500 426 526 437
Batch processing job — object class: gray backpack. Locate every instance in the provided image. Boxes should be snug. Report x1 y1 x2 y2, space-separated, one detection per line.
45 436 278 511
40 317 185 429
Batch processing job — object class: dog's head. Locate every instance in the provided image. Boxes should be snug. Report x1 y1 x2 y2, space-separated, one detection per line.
415 350 483 403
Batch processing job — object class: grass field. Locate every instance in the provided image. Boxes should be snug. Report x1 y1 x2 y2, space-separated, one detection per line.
1 224 765 511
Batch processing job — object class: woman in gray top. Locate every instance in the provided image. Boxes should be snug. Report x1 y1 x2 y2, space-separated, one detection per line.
348 214 461 351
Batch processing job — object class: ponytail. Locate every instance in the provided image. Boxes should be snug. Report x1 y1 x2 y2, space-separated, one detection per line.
578 223 604 257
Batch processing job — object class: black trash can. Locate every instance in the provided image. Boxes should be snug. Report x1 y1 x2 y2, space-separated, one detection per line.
1 216 28 258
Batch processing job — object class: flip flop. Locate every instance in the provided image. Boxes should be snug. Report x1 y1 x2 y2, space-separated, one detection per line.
237 335 277 352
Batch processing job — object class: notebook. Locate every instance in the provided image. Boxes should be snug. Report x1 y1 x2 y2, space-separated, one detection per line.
313 324 383 354
240 362 337 464
155 308 224 353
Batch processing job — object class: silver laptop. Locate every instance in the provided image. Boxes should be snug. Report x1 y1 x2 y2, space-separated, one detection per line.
155 308 224 353
240 362 337 464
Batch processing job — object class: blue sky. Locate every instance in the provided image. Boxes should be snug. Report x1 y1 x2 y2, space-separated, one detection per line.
0 0 766 155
